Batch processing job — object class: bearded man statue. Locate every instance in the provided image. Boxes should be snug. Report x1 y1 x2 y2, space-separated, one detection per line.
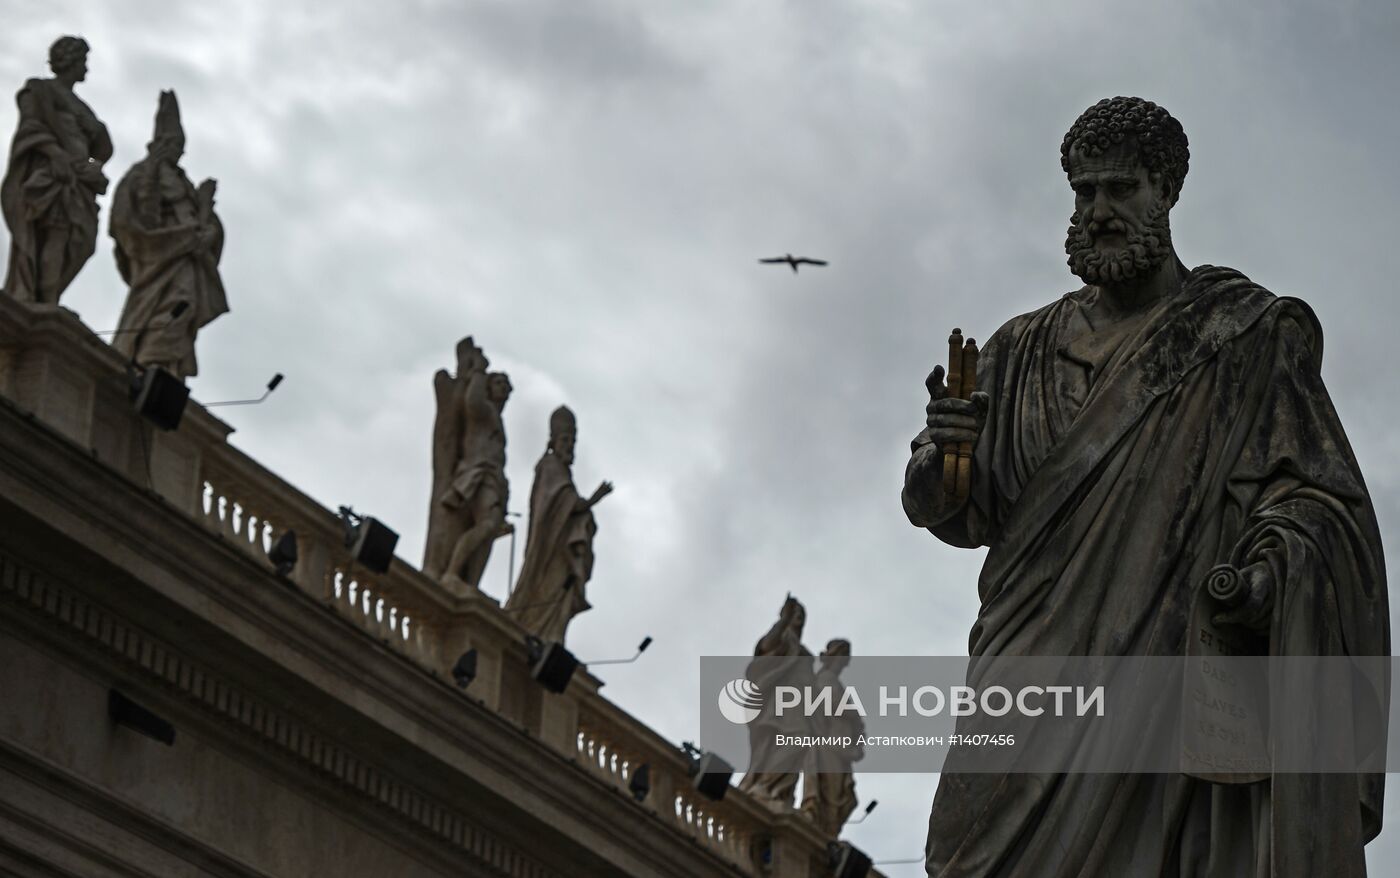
903 96 1387 877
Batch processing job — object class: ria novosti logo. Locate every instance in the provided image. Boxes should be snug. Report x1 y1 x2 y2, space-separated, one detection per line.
717 678 764 724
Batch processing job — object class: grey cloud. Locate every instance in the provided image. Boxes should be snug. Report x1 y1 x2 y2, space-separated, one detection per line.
3 0 1399 870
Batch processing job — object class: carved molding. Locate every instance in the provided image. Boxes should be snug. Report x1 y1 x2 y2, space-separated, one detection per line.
0 549 563 878
0 740 278 878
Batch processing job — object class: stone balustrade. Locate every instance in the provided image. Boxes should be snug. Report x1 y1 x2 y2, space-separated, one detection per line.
574 696 831 874
197 432 450 667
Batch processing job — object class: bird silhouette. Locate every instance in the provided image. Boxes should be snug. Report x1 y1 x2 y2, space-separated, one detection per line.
759 253 828 273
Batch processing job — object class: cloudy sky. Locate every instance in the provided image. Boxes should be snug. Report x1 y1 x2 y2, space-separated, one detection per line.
5 0 1400 871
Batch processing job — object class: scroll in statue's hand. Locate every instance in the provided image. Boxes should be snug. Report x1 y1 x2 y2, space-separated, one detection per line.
1209 561 1275 634
922 364 990 451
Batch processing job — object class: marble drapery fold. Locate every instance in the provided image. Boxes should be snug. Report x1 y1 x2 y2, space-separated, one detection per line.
907 266 1388 877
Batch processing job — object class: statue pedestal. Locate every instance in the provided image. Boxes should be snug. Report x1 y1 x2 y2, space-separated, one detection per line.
0 298 231 514
436 587 598 756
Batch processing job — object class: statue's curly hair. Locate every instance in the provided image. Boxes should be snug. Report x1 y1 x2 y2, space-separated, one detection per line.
48 36 90 75
1060 97 1190 204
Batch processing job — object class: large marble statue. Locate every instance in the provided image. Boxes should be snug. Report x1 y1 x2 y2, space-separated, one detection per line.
2 36 111 304
903 96 1388 876
799 638 864 836
424 337 513 595
737 595 813 806
505 406 610 642
109 91 227 381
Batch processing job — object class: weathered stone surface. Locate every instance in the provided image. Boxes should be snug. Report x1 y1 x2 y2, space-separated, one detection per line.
798 638 864 836
1 36 111 304
904 96 1388 876
737 595 812 807
504 405 610 644
109 90 227 381
423 337 512 596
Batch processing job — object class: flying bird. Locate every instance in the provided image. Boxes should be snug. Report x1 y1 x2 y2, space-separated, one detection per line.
759 253 828 273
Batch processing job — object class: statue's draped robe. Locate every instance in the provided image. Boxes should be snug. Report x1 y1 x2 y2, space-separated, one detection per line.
506 452 594 642
424 370 508 582
800 665 865 833
908 266 1388 878
738 619 813 803
109 157 227 378
2 77 109 302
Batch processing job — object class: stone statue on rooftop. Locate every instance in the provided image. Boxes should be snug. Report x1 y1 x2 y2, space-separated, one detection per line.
505 405 610 642
799 638 864 836
903 96 1388 876
737 594 814 807
424 336 513 596
2 36 111 304
109 90 227 381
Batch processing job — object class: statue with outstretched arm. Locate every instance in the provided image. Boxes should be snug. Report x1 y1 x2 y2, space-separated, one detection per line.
505 406 610 643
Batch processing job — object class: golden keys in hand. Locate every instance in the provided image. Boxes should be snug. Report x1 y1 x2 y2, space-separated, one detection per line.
941 328 978 502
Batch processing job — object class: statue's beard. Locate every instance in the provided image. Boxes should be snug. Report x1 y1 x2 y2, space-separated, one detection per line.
1065 201 1173 285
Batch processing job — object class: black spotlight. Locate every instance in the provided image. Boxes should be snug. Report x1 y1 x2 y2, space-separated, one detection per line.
452 649 478 689
204 372 285 408
267 530 298 577
108 689 175 746
128 365 189 431
628 762 651 802
338 506 399 574
828 842 872 878
525 636 579 694
681 742 733 801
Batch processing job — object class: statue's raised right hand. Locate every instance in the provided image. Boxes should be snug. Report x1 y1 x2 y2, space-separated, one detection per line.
196 178 218 207
924 365 990 450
